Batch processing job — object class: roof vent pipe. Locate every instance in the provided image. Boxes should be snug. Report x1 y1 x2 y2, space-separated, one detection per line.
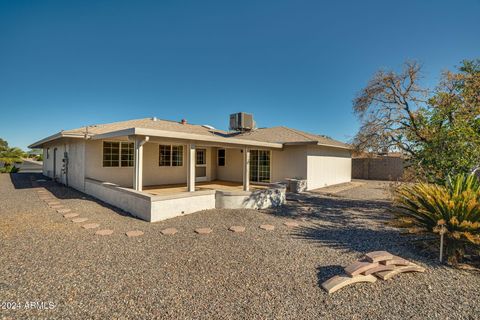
152 117 157 121
181 119 187 125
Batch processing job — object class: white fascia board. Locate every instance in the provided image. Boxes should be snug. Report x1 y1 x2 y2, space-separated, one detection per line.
28 132 84 149
91 127 283 149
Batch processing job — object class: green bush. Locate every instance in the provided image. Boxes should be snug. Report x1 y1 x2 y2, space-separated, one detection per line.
394 174 480 264
0 165 19 173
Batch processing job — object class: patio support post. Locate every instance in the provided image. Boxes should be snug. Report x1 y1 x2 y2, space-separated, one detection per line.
243 147 250 191
187 143 196 192
133 136 149 191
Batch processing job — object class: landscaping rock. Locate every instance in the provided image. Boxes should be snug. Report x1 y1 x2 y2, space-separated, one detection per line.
229 226 246 233
63 213 79 218
195 228 213 234
82 223 100 229
259 224 275 231
126 230 144 237
283 221 299 228
95 229 114 236
160 228 178 235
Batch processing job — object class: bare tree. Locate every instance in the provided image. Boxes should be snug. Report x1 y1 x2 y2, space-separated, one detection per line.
352 61 429 155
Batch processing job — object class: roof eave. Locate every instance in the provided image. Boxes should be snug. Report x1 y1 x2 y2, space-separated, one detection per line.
91 127 283 149
28 132 84 149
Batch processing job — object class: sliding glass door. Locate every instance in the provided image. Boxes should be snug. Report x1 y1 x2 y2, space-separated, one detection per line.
250 150 271 183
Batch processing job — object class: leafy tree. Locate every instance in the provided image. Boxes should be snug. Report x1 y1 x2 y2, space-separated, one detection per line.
353 59 480 182
0 138 26 166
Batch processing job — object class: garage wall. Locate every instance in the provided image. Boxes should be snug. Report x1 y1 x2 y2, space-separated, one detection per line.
306 145 351 190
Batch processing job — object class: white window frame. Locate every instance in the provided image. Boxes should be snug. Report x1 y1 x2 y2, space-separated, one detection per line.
102 141 134 168
159 144 184 167
249 149 271 183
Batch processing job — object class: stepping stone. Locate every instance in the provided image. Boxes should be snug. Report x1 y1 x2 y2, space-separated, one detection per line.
229 226 246 233
344 261 379 276
375 264 426 281
95 229 114 236
47 201 61 206
195 228 213 234
82 223 100 229
72 218 88 223
364 251 394 263
321 274 377 294
380 256 411 266
57 208 71 214
64 213 79 218
259 224 275 231
362 264 395 275
283 221 299 228
160 228 178 235
126 230 144 237
51 205 64 209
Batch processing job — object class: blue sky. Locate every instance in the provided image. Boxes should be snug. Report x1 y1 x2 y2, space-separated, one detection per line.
0 0 479 150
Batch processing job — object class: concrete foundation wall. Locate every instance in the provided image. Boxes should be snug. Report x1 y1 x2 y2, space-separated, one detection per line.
352 157 404 181
306 145 352 190
215 185 286 209
150 191 216 221
84 178 152 221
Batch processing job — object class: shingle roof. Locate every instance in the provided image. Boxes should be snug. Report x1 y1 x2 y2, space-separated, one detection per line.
229 126 350 149
64 118 227 137
31 117 350 149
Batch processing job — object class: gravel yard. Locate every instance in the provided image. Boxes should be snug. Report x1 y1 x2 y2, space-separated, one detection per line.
1 174 479 319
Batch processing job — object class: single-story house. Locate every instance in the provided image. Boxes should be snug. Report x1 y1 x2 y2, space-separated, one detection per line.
29 113 352 222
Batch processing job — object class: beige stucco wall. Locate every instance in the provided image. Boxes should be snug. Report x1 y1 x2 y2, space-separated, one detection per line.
216 148 243 182
306 145 351 190
85 140 134 187
85 140 216 187
271 145 308 182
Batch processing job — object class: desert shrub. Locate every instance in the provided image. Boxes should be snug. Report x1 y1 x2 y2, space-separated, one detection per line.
394 173 480 264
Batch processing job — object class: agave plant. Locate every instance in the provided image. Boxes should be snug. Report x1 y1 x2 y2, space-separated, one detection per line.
394 174 480 264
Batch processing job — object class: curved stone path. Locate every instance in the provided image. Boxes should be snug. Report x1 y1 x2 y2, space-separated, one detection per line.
35 187 302 240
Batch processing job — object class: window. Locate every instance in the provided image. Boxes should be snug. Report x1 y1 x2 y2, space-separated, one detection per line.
103 142 134 167
196 149 206 165
121 142 134 167
46 148 50 159
250 150 271 182
218 149 225 166
159 145 183 166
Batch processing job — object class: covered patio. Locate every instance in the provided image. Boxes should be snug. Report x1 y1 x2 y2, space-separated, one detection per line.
143 180 268 196
82 128 286 222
